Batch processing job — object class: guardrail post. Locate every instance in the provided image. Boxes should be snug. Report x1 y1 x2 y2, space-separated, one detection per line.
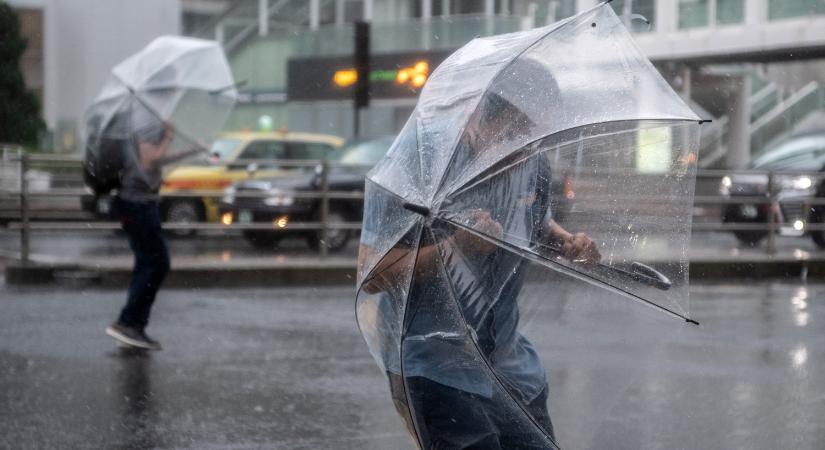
19 152 30 263
319 158 330 259
767 171 777 255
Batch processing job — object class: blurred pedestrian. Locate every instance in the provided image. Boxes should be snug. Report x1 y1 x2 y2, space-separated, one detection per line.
104 111 176 350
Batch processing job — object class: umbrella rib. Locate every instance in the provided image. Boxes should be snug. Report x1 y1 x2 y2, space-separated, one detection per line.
357 181 423 287
439 217 698 325
430 228 563 450
429 3 601 203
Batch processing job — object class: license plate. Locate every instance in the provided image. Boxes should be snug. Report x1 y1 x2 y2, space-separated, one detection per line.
238 210 252 223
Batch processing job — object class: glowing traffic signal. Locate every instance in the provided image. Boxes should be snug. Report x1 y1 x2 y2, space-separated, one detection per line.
333 69 358 87
396 61 429 88
333 60 430 89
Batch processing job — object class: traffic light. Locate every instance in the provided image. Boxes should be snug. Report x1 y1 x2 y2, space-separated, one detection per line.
354 20 370 108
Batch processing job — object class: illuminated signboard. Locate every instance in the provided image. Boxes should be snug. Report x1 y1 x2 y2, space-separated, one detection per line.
287 50 452 101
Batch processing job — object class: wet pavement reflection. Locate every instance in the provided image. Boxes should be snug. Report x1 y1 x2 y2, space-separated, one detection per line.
1 281 824 449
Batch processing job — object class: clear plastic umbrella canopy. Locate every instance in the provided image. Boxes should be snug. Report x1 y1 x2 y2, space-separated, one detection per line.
357 3 702 449
84 36 237 166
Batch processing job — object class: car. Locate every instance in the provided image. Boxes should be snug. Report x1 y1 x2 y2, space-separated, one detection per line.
221 136 575 251
220 136 394 251
720 130 825 247
82 130 345 235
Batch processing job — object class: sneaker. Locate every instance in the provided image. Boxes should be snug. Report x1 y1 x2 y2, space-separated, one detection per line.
106 322 161 350
140 330 162 351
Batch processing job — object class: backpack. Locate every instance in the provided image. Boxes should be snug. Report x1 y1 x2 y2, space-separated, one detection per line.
83 137 126 196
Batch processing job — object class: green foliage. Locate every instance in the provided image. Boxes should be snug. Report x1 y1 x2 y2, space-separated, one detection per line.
0 2 45 147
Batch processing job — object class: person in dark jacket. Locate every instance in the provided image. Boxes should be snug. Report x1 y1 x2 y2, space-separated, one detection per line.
105 100 200 350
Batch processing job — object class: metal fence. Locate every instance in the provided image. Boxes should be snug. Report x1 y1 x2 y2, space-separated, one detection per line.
2 150 824 263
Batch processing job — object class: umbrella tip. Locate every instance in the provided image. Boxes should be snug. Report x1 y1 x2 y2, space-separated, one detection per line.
403 202 431 217
698 119 713 125
686 317 700 326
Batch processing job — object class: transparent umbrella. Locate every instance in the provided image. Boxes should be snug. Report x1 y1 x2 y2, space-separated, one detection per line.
83 36 237 189
356 3 704 449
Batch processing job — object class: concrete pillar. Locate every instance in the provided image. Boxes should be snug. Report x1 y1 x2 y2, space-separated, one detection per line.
485 0 494 15
485 0 495 35
335 0 344 26
310 0 320 29
681 65 692 102
442 0 451 16
746 0 767 24
258 0 269 36
422 0 431 20
727 75 752 169
422 0 432 50
364 0 374 21
655 0 677 33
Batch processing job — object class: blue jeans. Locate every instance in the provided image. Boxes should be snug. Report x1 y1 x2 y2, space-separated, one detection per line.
113 197 170 330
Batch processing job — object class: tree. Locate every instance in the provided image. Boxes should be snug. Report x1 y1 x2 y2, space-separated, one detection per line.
0 2 45 147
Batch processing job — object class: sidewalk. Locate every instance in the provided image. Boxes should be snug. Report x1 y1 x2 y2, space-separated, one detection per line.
4 233 822 286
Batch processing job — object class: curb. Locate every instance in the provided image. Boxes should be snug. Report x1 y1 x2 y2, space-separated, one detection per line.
4 261 357 288
5 258 822 288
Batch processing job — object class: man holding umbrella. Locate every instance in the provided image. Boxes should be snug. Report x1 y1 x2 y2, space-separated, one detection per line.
359 89 601 449
85 36 237 350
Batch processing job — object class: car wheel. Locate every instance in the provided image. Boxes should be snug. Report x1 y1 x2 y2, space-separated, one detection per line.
723 204 768 247
307 209 351 252
164 200 202 238
243 230 281 250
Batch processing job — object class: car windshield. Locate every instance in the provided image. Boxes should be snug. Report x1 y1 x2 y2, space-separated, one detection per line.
339 136 394 167
750 134 825 170
209 138 243 163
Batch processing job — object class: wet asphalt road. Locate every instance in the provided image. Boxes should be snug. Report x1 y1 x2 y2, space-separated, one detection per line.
1 280 824 450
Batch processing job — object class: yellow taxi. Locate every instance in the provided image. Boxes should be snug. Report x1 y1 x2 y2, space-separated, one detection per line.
160 130 345 234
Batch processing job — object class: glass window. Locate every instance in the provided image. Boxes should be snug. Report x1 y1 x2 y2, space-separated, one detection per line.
343 0 363 22
716 0 744 25
453 0 484 15
340 136 394 166
679 0 709 29
286 142 334 161
556 0 577 19
209 138 242 162
238 140 286 161
610 0 656 32
769 0 825 20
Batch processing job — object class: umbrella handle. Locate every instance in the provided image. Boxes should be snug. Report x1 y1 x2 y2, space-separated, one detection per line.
543 242 671 291
609 261 672 291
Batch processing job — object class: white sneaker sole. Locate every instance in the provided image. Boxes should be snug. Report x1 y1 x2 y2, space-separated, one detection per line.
105 326 156 350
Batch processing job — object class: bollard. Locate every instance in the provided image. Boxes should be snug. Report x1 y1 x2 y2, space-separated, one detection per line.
319 158 330 259
19 152 30 264
766 171 777 255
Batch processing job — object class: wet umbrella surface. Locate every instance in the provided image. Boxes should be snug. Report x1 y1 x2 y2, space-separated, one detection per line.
356 3 703 449
83 35 237 184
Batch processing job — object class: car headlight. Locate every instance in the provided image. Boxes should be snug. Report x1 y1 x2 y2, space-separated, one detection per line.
779 175 814 193
792 176 813 190
719 175 732 196
222 186 236 204
263 189 294 207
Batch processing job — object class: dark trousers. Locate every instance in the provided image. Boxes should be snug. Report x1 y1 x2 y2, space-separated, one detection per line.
113 197 170 330
405 376 557 450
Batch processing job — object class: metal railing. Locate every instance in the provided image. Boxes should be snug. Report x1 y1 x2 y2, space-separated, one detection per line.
2 152 825 263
